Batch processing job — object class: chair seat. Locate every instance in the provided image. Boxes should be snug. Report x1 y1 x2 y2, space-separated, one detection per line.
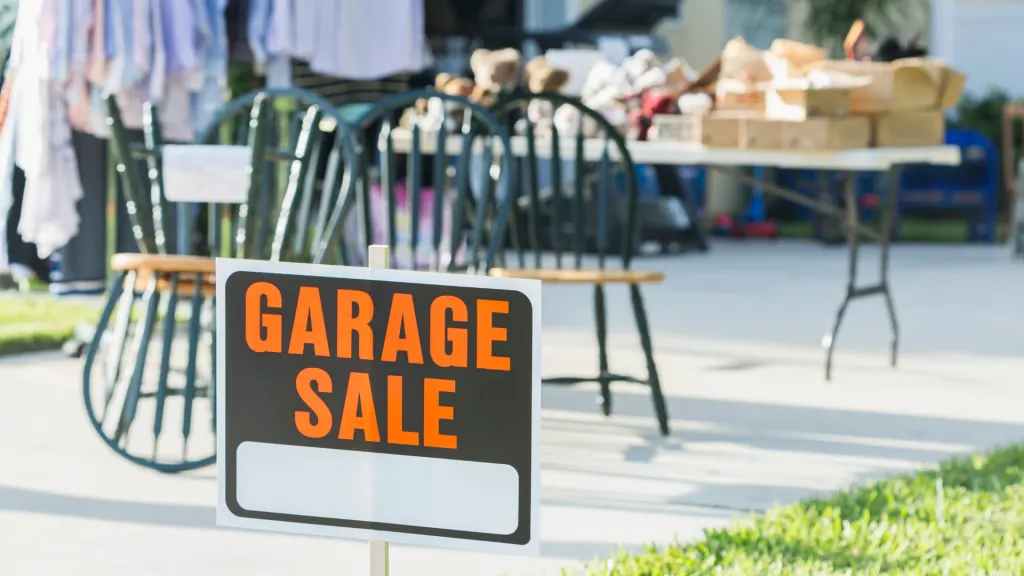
488 267 664 284
128 272 217 298
111 254 217 297
110 253 216 275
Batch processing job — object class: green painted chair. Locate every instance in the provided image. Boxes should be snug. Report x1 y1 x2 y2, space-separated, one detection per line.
488 92 670 436
311 90 517 273
82 89 358 472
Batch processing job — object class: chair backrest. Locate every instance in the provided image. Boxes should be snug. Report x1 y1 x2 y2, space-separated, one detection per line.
489 92 640 270
104 88 358 264
318 90 516 273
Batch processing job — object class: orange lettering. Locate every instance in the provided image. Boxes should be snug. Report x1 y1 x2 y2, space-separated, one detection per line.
477 299 510 371
294 367 333 438
381 293 424 364
424 378 457 449
387 375 419 446
338 372 380 442
288 286 329 356
337 289 374 360
429 295 468 368
245 282 282 353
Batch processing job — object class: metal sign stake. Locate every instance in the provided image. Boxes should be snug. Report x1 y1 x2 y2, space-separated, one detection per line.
367 244 391 576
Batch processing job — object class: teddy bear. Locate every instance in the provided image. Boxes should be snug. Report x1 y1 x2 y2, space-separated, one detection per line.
552 59 629 137
517 55 571 136
469 47 523 107
402 72 476 131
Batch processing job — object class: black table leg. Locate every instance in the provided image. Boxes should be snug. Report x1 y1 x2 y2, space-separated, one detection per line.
880 166 901 368
823 167 901 380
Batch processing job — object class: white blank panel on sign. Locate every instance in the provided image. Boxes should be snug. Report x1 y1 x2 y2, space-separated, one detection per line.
162 144 251 204
235 442 520 535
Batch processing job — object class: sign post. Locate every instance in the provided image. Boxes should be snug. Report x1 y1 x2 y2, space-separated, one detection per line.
215 244 542 567
367 245 390 576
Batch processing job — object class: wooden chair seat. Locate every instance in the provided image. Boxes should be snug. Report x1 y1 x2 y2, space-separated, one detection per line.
488 267 665 284
128 271 217 298
110 254 216 297
110 253 216 275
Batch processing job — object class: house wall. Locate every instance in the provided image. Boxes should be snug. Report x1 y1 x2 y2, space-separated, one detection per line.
932 0 1024 96
567 0 726 70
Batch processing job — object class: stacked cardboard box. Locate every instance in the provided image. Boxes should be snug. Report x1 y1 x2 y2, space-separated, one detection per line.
649 37 966 150
803 58 965 147
651 87 871 151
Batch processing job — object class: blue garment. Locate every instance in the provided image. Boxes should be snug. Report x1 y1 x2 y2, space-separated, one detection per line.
118 0 140 86
192 0 230 135
247 0 271 70
51 0 71 82
162 0 199 76
104 0 116 59
69 0 94 71
205 0 229 74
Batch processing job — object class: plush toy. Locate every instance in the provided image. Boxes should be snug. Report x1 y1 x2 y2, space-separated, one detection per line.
519 56 571 136
660 58 693 96
628 89 677 141
403 72 476 131
621 49 659 85
469 47 523 107
559 60 630 137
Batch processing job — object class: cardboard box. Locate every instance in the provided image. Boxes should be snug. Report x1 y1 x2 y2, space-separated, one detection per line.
872 111 945 147
766 87 851 120
741 118 785 149
802 59 964 113
715 82 766 111
650 114 741 147
783 117 871 149
938 66 967 109
652 113 869 150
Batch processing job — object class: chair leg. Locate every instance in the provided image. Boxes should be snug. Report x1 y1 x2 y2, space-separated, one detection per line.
629 284 670 436
593 284 612 416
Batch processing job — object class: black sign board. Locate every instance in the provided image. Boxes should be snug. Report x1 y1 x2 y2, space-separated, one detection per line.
215 258 541 555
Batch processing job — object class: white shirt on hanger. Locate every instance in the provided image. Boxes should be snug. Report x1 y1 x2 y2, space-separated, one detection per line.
271 0 428 81
6 0 84 260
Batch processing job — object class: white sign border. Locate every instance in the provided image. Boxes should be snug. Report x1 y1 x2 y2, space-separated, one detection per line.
215 257 543 556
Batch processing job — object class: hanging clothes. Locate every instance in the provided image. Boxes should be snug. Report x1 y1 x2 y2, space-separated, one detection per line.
318 0 428 81
0 0 231 272
254 0 430 82
250 0 429 122
7 0 85 260
193 0 231 134
0 58 20 273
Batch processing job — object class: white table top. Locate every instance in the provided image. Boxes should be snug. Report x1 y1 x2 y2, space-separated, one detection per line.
389 130 962 171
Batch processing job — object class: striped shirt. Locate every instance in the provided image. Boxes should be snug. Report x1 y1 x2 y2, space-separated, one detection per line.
290 59 412 108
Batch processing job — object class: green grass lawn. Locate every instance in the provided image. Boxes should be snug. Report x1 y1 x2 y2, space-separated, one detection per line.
584 444 1024 575
0 293 102 356
776 219 972 243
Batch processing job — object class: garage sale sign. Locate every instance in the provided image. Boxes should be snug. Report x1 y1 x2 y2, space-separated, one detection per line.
214 257 541 555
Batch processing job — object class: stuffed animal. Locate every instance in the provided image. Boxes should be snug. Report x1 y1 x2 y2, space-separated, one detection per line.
559 60 631 137
628 89 677 141
469 47 523 107
404 72 477 131
519 56 571 136
621 49 659 85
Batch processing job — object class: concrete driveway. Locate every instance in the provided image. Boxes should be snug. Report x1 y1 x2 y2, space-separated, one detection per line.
1 241 1022 575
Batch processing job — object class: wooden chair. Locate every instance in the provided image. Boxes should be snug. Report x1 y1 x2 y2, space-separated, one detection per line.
488 92 670 436
81 89 358 472
311 90 517 273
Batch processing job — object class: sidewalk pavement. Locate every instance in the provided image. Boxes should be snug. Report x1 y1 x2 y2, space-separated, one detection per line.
1 241 1022 575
